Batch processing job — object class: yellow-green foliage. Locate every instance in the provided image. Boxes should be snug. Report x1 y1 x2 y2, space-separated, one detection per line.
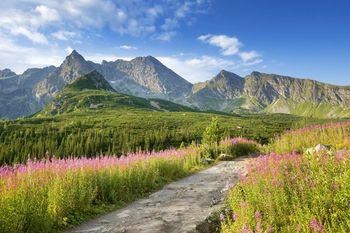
269 121 350 154
221 151 350 233
0 148 202 233
221 121 350 232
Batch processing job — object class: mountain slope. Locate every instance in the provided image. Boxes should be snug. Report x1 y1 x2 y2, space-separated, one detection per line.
0 69 16 78
38 71 194 116
187 70 350 118
94 56 193 98
1 50 350 119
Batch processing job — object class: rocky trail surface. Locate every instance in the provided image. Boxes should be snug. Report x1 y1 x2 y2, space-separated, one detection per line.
69 157 253 233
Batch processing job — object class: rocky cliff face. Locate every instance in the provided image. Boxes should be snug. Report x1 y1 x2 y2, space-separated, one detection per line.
0 69 16 78
0 51 193 118
0 51 350 119
188 70 350 117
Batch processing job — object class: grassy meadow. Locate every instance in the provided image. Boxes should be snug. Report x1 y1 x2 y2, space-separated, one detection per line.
0 109 328 165
0 136 256 232
221 121 350 232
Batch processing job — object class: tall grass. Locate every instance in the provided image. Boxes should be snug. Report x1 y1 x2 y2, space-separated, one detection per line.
221 151 350 232
221 121 350 232
0 148 202 232
269 120 350 154
0 136 252 233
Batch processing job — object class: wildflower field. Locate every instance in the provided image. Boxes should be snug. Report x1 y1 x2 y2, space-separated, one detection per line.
0 136 257 232
221 121 350 232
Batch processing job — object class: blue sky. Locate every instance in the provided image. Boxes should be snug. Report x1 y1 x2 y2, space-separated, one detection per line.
0 0 349 85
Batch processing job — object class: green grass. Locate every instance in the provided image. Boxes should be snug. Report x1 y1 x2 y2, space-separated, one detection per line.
0 110 329 165
0 73 337 165
0 137 251 233
221 120 350 233
265 99 350 118
0 147 204 233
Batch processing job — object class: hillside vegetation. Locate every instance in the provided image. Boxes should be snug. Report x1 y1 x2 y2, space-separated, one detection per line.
0 72 332 165
1 50 350 119
221 121 350 232
0 131 259 232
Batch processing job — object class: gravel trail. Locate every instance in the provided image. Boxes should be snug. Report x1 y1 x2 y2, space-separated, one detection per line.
69 157 252 233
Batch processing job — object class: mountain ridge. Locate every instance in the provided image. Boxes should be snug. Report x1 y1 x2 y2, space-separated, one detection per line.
0 50 350 119
37 71 195 117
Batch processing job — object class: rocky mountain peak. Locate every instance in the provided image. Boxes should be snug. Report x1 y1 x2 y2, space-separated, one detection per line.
131 55 160 65
62 50 87 66
59 50 94 83
0 68 16 78
214 70 243 82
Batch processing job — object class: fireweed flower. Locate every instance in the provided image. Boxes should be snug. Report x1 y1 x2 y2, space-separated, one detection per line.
310 218 325 233
232 212 238 221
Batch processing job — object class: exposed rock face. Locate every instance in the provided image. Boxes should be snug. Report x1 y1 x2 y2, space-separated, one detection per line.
0 51 192 118
0 69 16 78
94 56 192 98
0 50 350 119
188 70 350 117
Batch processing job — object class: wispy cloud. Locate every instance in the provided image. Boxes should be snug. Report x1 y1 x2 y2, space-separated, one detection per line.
118 45 138 50
239 50 260 62
198 34 242 55
157 55 236 83
157 31 177 41
198 33 263 66
51 30 79 41
0 0 210 45
157 0 211 41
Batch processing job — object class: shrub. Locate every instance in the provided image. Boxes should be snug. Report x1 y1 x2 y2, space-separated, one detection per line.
201 117 221 159
218 138 260 160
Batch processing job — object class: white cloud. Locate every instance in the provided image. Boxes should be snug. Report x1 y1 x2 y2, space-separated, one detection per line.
157 55 236 83
51 30 79 41
239 50 260 62
161 18 179 31
0 0 210 46
0 6 56 44
11 27 48 44
199 33 263 66
157 31 177 41
119 45 138 50
0 34 65 73
35 5 60 22
157 0 210 41
198 34 242 55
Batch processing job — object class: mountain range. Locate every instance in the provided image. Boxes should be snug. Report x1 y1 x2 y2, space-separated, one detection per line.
1 50 349 119
37 70 194 117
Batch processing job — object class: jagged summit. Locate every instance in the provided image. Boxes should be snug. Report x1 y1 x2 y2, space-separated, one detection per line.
1 49 350 119
60 50 94 83
0 68 16 78
65 70 115 92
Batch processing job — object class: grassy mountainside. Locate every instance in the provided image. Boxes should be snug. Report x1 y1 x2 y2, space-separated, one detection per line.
188 70 350 118
0 71 336 165
37 71 194 116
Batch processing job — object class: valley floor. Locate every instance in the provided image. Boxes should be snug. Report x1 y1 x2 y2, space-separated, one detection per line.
69 157 252 233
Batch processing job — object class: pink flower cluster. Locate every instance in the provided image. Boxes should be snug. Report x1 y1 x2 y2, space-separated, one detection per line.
220 137 258 147
286 120 350 135
0 147 196 193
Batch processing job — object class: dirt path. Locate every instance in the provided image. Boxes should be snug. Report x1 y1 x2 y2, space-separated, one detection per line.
69 157 252 233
